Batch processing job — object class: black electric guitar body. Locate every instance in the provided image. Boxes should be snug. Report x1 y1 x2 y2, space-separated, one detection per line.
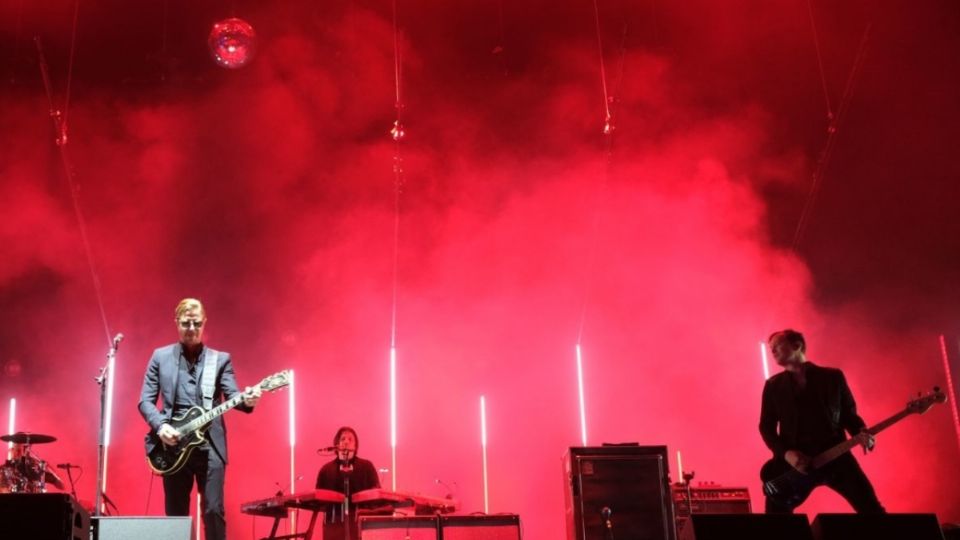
146 370 290 476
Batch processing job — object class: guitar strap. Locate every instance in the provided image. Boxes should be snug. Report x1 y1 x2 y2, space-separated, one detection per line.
200 348 219 410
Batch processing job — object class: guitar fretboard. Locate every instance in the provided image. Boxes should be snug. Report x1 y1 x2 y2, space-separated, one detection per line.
180 390 251 435
810 408 913 469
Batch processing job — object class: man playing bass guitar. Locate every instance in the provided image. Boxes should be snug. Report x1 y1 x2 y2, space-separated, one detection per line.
138 298 262 540
759 329 885 514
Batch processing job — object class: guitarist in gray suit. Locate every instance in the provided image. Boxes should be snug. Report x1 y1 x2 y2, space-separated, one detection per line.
759 329 884 514
138 298 261 540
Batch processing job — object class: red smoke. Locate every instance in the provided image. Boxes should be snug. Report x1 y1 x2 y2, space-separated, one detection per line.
1 2 958 539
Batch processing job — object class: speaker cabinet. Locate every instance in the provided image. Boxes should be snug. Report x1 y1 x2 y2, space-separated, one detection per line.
93 516 191 540
811 513 944 540
440 514 521 540
359 515 439 540
564 446 676 540
679 514 812 540
0 493 90 540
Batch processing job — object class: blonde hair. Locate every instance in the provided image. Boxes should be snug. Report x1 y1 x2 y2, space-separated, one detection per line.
174 298 206 320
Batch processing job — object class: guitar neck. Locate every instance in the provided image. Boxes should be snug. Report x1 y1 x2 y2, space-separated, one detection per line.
180 390 251 434
810 408 912 469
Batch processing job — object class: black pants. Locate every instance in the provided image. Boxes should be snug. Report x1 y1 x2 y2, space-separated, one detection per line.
163 448 226 540
765 453 885 514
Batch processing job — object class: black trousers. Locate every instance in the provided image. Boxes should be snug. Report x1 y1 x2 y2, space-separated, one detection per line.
163 448 227 540
765 453 885 514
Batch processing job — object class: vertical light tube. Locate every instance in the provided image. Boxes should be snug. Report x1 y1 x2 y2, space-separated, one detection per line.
939 335 960 453
676 450 683 482
289 369 297 533
102 354 116 501
195 493 202 540
480 395 489 514
575 344 588 446
6 398 15 460
759 341 770 380
390 346 397 490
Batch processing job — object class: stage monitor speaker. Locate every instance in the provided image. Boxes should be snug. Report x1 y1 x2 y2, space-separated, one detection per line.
93 516 191 540
811 513 944 540
0 493 90 540
440 514 521 540
678 514 813 540
564 445 676 540
359 515 439 540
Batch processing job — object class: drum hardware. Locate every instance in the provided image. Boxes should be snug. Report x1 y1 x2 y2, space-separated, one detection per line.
0 431 63 494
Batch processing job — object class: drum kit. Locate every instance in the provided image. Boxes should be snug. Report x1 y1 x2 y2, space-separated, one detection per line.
0 431 65 494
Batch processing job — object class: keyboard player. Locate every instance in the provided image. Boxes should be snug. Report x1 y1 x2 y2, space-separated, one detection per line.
316 427 383 540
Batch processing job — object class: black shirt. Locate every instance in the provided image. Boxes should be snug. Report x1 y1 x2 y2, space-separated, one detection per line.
174 349 209 449
315 457 380 495
791 371 836 454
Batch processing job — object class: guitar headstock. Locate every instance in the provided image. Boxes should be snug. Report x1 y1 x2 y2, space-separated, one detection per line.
907 387 947 415
259 370 292 392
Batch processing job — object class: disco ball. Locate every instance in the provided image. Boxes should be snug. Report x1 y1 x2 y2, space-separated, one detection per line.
208 18 257 69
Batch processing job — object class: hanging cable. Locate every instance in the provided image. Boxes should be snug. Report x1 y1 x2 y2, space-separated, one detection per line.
34 3 113 347
576 2 628 346
591 0 614 135
805 0 835 123
792 24 871 251
387 0 405 493
388 0 404 358
62 0 81 132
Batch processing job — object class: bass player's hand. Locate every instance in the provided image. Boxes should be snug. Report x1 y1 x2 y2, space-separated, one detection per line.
854 430 875 454
158 423 181 446
784 449 810 473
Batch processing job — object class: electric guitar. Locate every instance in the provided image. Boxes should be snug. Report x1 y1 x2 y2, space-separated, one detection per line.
760 387 946 509
146 370 291 475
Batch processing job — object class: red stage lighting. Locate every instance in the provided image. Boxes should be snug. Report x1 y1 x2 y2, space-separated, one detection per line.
208 18 257 69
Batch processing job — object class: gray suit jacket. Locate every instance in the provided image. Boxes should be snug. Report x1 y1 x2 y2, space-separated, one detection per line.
138 343 253 464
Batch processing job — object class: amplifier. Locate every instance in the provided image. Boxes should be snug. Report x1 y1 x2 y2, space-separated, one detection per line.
0 493 90 540
672 485 751 516
359 515 439 540
564 446 676 540
440 514 521 540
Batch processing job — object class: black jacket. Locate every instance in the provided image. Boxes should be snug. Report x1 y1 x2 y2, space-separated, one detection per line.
759 362 867 459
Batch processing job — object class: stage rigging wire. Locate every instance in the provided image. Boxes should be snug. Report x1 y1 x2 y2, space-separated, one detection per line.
806 0 835 123
35 0 115 348
792 23 872 251
572 0 630 446
387 0 405 493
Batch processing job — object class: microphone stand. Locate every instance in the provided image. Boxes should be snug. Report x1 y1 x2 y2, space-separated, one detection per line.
63 465 79 500
95 334 122 517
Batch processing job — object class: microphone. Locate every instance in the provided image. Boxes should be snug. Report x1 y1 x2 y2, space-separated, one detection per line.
56 463 78 469
112 333 124 349
316 446 338 453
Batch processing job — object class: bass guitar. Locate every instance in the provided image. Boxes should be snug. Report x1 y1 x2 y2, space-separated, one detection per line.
760 386 946 510
146 370 291 475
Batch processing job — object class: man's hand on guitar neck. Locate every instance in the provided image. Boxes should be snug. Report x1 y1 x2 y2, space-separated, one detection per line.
784 450 811 473
158 423 182 446
854 430 876 454
242 386 262 407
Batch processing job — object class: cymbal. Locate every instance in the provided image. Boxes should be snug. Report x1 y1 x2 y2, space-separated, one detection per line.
0 432 57 444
